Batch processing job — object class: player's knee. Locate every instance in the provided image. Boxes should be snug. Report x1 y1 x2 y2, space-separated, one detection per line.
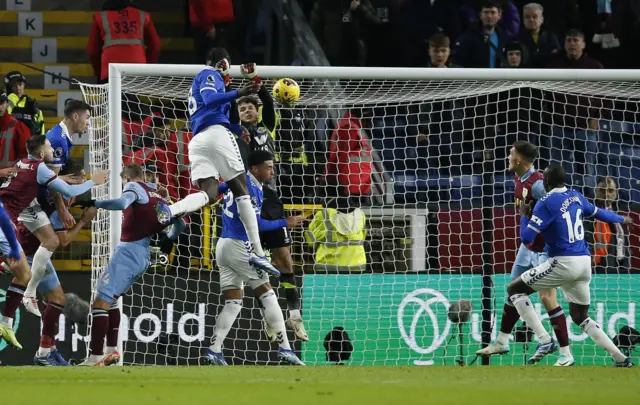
13 260 32 285
540 290 559 310
41 237 60 251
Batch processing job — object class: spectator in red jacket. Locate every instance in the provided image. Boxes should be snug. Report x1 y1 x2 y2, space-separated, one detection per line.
0 92 31 173
123 121 179 200
189 0 235 63
88 0 161 83
324 111 372 207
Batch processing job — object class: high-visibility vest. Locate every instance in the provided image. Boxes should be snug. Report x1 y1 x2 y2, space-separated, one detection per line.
100 8 146 48
0 120 17 168
7 93 44 135
305 208 367 272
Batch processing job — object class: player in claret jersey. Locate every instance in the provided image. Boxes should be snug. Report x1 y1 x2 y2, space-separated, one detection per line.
0 136 105 349
14 162 98 365
156 47 279 276
477 141 574 366
77 164 186 366
510 164 633 367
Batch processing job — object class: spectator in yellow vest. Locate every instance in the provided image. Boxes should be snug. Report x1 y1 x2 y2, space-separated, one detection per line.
4 71 45 135
305 199 367 273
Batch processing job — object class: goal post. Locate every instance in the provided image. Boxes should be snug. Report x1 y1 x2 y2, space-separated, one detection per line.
79 65 640 366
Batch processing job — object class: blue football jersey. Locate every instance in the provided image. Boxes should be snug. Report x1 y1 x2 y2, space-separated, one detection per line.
188 68 231 135
527 187 601 257
45 121 73 167
220 173 263 241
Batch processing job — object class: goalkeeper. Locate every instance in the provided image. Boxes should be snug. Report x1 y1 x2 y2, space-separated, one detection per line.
237 66 308 342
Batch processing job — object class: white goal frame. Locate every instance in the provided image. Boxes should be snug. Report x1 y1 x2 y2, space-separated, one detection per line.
103 64 640 365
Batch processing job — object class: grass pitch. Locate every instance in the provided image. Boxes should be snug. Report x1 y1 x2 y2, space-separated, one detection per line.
0 366 637 405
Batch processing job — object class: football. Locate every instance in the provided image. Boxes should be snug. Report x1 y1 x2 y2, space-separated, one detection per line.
272 78 301 105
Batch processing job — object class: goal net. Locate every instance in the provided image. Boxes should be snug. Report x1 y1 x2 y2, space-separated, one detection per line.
79 66 640 366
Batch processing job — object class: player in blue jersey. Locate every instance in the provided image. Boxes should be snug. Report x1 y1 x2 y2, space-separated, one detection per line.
509 164 633 367
205 150 305 366
20 100 93 316
156 48 279 276
77 164 186 366
0 201 24 349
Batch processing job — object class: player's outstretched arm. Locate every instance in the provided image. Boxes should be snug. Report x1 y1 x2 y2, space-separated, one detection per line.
77 192 138 211
42 166 106 199
166 217 187 241
257 216 288 232
580 193 628 224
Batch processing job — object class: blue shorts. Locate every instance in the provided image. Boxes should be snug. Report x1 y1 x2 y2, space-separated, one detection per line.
26 256 60 294
511 243 548 280
96 242 150 304
0 227 23 256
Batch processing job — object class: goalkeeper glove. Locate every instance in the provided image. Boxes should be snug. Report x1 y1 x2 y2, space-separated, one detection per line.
240 63 262 84
215 58 231 85
73 199 96 208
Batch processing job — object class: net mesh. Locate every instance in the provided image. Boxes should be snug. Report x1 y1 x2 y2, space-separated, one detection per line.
81 70 640 366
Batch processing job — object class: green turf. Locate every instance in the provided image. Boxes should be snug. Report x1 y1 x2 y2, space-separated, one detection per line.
0 366 637 405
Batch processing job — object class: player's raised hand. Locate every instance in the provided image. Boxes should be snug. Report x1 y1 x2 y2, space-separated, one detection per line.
0 167 16 179
81 207 98 222
91 171 108 185
286 216 306 228
238 82 261 97
240 63 258 80
519 201 533 217
214 58 230 76
622 216 635 226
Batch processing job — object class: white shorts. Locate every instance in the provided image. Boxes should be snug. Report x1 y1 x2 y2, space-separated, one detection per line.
520 256 592 305
189 125 245 185
18 198 50 232
215 238 268 291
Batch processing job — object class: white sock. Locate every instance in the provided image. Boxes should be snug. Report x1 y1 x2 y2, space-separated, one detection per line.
209 299 242 353
559 346 572 356
235 195 265 257
1 316 13 327
106 346 117 354
37 346 52 356
497 332 511 345
169 191 209 217
580 318 626 362
260 290 290 350
289 309 302 320
25 246 54 296
510 294 552 344
89 354 103 362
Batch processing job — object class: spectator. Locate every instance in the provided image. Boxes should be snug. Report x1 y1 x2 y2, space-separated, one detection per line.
123 119 178 200
512 0 581 41
88 0 161 84
0 93 31 171
396 0 461 66
586 177 629 270
189 0 236 64
426 33 457 67
4 71 45 135
546 29 604 176
593 0 620 49
504 40 525 67
310 0 380 66
517 2 560 67
453 2 511 68
324 110 373 207
460 0 521 38
613 0 640 68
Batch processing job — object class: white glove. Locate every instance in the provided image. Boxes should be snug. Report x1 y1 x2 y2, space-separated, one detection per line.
214 58 230 76
240 63 258 80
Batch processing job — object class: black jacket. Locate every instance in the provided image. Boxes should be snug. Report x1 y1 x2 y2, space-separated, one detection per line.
517 27 561 68
453 26 510 68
